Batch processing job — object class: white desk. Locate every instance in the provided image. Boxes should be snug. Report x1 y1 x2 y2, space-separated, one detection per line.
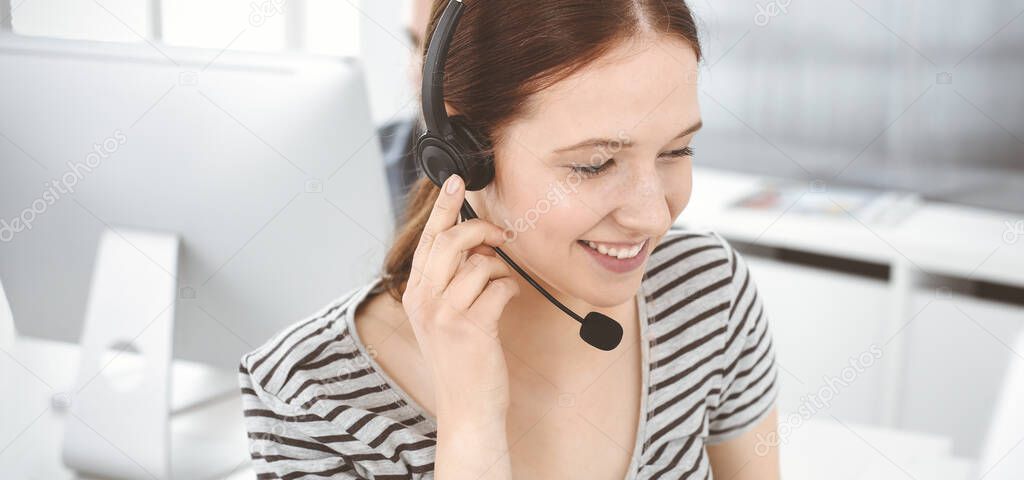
0 336 254 479
780 418 974 480
680 166 1024 288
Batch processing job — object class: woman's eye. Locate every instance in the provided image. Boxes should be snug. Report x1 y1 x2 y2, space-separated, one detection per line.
567 148 692 178
570 159 614 178
661 146 695 159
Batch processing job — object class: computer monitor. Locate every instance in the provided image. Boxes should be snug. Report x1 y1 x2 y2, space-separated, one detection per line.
0 33 395 369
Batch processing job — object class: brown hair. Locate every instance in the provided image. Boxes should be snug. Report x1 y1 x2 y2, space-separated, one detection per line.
381 0 703 301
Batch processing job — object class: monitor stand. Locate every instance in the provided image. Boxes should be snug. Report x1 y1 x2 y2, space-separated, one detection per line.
61 229 247 479
0 275 14 350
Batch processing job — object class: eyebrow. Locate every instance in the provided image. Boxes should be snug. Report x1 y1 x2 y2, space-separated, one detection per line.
552 119 703 154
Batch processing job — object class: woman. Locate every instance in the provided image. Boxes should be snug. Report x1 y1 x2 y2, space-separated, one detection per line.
239 1 780 478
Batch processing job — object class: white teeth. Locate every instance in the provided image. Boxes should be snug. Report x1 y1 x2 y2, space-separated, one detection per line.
583 239 644 260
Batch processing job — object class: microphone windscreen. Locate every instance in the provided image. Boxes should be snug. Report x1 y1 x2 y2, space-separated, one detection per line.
580 312 624 351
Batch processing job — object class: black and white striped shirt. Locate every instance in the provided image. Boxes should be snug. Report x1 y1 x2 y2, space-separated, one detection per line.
239 228 779 479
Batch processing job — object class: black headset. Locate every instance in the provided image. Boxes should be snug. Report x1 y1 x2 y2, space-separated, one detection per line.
414 0 493 193
414 0 624 351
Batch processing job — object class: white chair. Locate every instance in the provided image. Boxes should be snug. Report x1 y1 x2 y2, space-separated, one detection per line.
976 329 1024 479
0 275 15 350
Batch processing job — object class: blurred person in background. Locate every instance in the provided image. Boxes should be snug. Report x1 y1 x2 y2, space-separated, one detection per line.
378 0 432 224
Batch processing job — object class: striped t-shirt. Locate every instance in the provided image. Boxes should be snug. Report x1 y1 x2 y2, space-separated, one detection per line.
239 228 779 479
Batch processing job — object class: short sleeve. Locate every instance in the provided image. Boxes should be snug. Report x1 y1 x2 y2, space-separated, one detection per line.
705 233 780 444
239 360 370 479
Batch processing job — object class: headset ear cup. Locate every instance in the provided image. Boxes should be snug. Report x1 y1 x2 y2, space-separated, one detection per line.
414 133 462 189
449 117 495 191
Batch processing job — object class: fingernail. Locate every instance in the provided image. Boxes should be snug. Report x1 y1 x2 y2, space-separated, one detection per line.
445 175 462 194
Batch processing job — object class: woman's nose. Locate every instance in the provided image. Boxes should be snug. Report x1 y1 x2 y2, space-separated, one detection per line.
611 169 671 232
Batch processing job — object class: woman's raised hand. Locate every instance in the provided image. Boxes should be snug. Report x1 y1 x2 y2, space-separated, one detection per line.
401 174 519 478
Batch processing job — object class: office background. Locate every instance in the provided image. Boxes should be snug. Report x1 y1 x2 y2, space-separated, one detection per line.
4 1 1020 211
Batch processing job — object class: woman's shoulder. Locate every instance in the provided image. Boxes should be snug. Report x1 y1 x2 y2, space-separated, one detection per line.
238 281 376 409
641 226 758 350
239 280 440 478
644 227 741 300
641 228 779 445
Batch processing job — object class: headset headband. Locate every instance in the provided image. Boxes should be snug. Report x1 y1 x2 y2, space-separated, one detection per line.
420 0 464 142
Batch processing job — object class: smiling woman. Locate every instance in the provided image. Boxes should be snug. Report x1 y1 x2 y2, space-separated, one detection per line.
239 1 780 479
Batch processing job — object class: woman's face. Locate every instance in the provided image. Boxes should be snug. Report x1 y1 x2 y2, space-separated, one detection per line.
467 34 702 309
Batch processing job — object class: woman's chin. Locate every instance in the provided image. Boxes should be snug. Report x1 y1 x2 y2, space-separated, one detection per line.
573 280 642 309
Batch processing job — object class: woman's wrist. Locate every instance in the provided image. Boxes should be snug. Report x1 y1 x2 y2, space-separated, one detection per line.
435 414 512 480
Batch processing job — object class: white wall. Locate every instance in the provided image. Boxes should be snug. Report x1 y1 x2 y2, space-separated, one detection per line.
359 0 418 126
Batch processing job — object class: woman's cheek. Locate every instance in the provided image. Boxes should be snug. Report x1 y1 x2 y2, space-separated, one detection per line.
489 191 551 246
674 167 694 216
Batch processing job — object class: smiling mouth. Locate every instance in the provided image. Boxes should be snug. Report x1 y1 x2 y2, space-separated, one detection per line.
577 239 647 260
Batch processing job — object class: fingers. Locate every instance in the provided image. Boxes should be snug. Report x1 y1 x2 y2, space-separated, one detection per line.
423 219 507 294
443 254 513 311
409 174 465 288
466 244 498 258
467 277 520 322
